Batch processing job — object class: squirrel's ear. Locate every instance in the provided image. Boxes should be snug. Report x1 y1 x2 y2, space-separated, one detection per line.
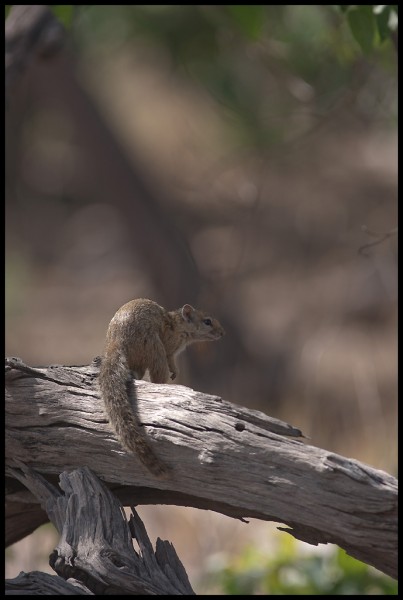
181 304 194 321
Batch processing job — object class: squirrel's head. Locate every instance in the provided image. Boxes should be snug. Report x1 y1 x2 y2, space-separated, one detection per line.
181 304 225 341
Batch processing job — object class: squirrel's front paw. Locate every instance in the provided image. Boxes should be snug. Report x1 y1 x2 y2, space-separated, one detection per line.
170 372 176 380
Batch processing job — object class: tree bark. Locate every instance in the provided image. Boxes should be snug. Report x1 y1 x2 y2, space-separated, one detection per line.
5 357 397 580
6 465 194 595
5 571 92 595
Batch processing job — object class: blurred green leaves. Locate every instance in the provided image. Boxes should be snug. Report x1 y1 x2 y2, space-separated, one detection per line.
49 5 75 29
6 5 396 150
5 5 398 56
226 6 265 40
374 5 398 42
347 6 378 53
338 5 398 53
202 536 398 595
65 5 395 149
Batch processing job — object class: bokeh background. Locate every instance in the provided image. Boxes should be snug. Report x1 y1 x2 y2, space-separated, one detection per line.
6 5 397 593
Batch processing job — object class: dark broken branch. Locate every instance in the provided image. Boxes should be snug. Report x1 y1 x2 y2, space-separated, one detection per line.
5 571 92 595
6 465 194 595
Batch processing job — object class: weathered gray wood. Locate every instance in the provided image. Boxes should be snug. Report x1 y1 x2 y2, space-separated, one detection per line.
5 571 92 595
6 464 194 595
6 465 193 595
5 357 398 579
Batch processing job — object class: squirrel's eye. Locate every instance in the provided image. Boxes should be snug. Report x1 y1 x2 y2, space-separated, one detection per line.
203 318 212 326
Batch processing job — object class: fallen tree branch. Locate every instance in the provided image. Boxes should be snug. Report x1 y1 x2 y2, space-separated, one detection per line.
5 357 398 579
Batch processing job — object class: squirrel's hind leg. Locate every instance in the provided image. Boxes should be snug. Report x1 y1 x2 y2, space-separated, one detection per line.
147 335 170 383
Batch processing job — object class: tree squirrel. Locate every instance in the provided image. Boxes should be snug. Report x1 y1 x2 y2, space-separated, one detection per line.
98 298 225 479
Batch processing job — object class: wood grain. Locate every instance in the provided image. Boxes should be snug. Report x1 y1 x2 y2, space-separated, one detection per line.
5 357 397 580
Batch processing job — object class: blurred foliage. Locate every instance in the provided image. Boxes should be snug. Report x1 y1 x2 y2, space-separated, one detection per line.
66 5 396 150
44 5 399 52
49 5 75 29
202 536 398 595
226 6 265 40
5 5 397 149
339 5 398 52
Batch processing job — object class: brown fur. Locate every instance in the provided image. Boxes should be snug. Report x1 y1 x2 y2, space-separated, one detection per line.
99 298 225 478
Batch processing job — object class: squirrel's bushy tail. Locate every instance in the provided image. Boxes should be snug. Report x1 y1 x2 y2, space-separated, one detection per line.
98 349 170 479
